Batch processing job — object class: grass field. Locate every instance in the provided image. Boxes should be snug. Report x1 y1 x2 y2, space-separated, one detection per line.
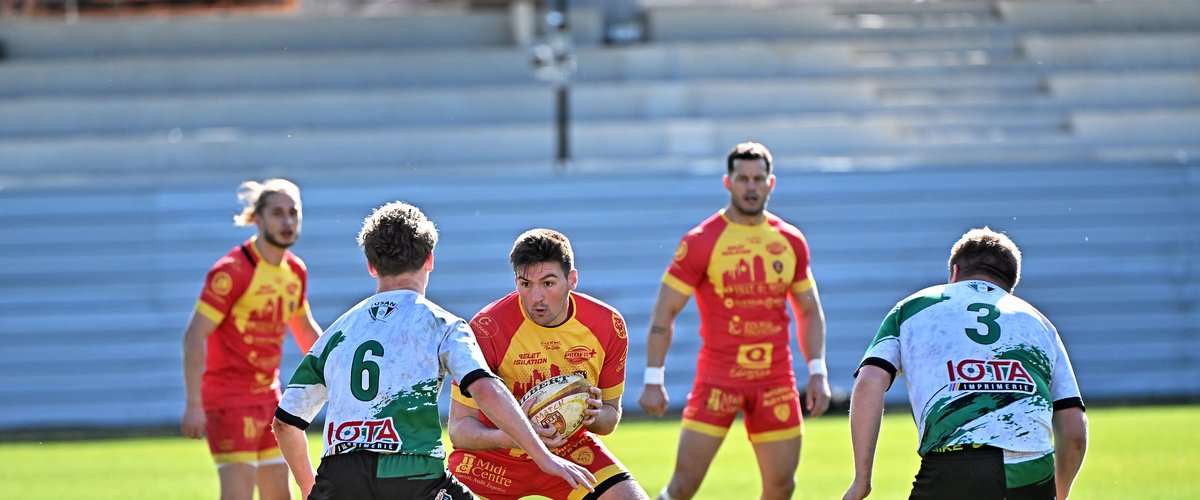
1 405 1196 499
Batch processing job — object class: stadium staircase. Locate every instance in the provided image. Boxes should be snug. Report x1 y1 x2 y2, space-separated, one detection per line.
0 0 1197 429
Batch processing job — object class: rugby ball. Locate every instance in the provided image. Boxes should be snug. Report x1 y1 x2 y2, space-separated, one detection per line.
518 374 592 438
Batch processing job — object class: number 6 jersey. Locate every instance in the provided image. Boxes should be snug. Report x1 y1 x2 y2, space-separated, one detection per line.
276 289 493 462
856 280 1084 457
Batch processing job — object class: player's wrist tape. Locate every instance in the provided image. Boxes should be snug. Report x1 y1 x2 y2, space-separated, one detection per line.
808 358 828 377
644 366 665 385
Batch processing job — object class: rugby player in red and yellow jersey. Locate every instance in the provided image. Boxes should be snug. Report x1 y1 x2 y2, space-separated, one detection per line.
638 142 832 500
448 229 650 500
181 178 323 500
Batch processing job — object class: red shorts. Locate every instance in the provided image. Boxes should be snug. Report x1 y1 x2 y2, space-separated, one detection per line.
681 379 804 443
447 434 630 500
205 402 282 465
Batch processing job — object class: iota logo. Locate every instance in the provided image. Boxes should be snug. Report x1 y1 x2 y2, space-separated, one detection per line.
946 359 1035 394
368 301 397 322
326 418 401 454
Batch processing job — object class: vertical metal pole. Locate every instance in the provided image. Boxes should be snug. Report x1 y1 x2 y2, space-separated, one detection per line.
556 82 570 170
553 0 571 171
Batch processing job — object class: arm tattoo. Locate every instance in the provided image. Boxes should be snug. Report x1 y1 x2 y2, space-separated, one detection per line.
649 326 668 336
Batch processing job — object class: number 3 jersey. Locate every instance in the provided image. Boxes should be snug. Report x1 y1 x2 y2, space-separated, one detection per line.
276 289 493 460
857 280 1084 457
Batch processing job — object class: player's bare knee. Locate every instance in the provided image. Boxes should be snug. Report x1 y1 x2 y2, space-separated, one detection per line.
597 479 651 500
667 476 702 500
760 475 795 499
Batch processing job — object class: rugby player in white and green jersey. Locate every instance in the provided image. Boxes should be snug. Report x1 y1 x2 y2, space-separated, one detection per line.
843 228 1088 500
272 201 594 500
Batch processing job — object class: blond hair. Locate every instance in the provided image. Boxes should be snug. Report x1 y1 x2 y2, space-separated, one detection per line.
233 178 301 226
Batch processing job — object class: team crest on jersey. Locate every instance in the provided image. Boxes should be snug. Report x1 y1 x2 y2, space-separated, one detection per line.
772 260 784 274
612 313 627 339
946 359 1035 394
773 403 791 422
368 301 397 322
571 447 595 465
472 315 498 338
673 241 688 262
210 271 233 296
968 282 997 293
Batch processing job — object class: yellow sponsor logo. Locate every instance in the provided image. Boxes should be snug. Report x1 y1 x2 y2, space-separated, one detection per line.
705 388 743 414
762 386 795 407
706 388 723 412
728 316 784 337
736 343 773 370
243 416 260 440
455 454 513 488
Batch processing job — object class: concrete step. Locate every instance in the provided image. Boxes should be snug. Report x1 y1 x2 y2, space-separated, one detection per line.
0 9 605 60
831 0 1000 30
4 33 1196 100
998 0 1200 31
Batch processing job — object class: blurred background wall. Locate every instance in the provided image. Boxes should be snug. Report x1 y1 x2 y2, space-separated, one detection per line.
0 0 1197 431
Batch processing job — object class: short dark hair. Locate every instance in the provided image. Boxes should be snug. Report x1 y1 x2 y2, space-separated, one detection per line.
510 228 574 277
357 201 439 276
727 142 773 175
949 227 1022 292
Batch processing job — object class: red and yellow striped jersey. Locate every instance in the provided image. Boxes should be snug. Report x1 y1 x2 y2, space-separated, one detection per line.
452 290 628 454
663 210 814 387
194 237 310 410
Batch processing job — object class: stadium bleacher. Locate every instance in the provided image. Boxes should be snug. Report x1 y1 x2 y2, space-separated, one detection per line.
0 0 1196 430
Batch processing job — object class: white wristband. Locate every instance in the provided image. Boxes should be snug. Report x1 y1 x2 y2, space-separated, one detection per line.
807 358 828 377
644 366 665 385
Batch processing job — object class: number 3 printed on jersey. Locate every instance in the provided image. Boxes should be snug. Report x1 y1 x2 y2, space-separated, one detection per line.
965 303 1001 345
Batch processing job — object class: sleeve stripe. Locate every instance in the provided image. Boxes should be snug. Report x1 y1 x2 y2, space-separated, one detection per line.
854 357 898 383
194 300 226 324
791 277 814 294
599 381 625 401
274 407 310 431
1053 397 1086 412
457 368 495 398
661 272 695 296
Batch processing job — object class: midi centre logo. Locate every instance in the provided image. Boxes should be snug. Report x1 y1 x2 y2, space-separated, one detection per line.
945 359 1035 394
454 454 513 490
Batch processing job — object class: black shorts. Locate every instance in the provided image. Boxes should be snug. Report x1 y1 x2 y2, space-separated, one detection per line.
909 445 1055 500
310 451 475 500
